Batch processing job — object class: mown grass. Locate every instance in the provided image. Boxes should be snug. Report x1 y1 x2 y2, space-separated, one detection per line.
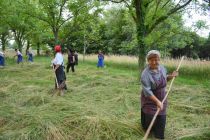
0 55 210 140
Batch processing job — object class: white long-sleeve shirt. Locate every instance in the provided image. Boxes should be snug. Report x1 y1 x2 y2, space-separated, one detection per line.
53 52 64 66
17 51 22 56
0 51 4 57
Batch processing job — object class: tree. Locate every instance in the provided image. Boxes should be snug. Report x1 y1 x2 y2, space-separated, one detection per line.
1 0 36 52
0 25 10 51
98 8 137 55
198 33 210 59
61 1 103 60
19 0 91 47
144 13 192 55
25 18 52 55
102 0 194 70
0 0 11 51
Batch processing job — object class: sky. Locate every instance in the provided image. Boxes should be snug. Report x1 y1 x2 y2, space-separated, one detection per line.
183 6 210 38
180 0 210 38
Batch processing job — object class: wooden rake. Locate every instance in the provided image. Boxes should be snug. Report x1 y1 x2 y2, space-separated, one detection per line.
142 56 185 140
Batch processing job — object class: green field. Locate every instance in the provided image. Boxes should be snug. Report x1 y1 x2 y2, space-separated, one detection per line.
0 56 210 140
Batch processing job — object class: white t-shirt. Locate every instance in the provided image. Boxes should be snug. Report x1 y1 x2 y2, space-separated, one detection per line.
53 52 64 65
17 51 22 56
0 51 4 57
28 50 33 55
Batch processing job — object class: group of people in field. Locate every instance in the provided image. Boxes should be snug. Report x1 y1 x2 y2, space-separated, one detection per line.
52 45 104 96
1 44 179 139
0 48 34 67
52 46 179 139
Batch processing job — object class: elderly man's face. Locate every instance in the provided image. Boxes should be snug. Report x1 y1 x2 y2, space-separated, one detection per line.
148 56 160 69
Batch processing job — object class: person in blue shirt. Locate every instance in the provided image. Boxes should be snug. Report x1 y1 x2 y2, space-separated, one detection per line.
0 51 5 67
26 48 33 62
14 49 23 64
97 51 104 68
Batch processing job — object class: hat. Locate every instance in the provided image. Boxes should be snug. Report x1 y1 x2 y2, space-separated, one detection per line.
54 45 61 52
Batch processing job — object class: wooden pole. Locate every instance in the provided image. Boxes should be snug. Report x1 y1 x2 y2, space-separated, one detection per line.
52 66 59 96
142 56 185 140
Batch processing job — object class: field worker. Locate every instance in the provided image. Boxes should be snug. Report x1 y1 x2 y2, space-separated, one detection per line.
14 49 23 64
52 45 67 96
97 50 104 68
26 48 34 62
66 48 76 73
140 50 178 139
0 51 5 67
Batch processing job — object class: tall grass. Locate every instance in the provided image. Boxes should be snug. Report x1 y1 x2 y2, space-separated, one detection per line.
82 54 210 79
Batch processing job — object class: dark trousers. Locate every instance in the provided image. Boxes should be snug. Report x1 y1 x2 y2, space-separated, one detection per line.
55 79 67 90
67 63 75 73
54 65 67 90
141 109 166 139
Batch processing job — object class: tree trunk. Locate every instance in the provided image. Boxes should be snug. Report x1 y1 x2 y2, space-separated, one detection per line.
1 35 6 51
83 45 86 62
26 40 30 55
83 34 86 62
0 31 9 51
37 42 40 56
2 43 6 52
135 0 147 71
13 30 24 53
137 30 146 71
17 40 22 53
53 28 59 45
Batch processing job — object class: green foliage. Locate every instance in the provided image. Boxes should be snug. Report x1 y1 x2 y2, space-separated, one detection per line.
61 7 138 55
198 34 210 58
100 8 137 55
0 0 209 58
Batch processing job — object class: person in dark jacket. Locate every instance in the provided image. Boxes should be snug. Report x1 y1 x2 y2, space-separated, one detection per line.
66 48 76 73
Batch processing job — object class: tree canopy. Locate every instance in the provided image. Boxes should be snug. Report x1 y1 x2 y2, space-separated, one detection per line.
0 0 209 60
